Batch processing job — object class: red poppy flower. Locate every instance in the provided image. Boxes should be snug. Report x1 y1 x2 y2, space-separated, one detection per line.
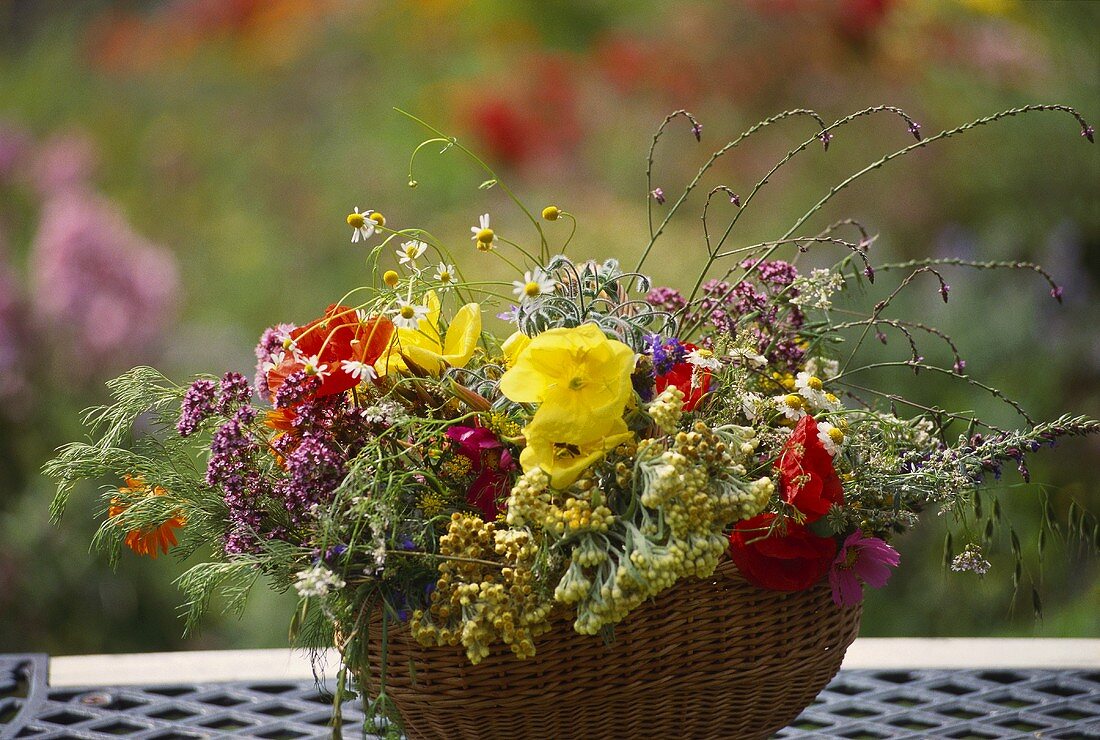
267 305 394 402
728 512 837 592
778 415 844 522
654 343 712 412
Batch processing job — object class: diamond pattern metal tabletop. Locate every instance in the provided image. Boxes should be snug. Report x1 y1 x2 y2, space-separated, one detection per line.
3 654 1098 738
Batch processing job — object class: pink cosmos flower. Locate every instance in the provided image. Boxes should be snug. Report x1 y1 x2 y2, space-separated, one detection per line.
445 426 515 520
828 531 900 608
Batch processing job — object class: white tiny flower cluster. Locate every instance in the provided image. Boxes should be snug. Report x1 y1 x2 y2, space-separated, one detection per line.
294 565 346 598
951 543 992 576
361 400 405 426
790 268 845 311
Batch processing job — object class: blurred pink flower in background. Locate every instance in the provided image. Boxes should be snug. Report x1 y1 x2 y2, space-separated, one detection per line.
30 193 181 377
0 241 31 416
0 123 32 183
29 132 99 196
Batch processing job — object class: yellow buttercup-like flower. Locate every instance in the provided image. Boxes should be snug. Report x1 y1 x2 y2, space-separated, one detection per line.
499 323 635 444
376 291 481 376
521 415 634 489
501 331 531 368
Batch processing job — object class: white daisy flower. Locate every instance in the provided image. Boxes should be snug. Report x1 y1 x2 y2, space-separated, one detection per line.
341 359 378 382
347 207 378 243
300 354 330 378
740 392 764 422
686 347 723 371
262 350 286 374
775 393 806 421
821 391 843 413
471 213 495 250
396 240 428 267
795 371 829 409
512 268 556 303
391 300 429 330
434 262 457 288
817 421 845 456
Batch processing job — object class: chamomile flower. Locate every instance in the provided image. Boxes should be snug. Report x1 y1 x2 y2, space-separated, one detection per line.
795 371 829 409
512 268 556 302
686 347 723 371
685 347 722 389
262 350 286 374
347 207 377 243
300 355 330 378
397 240 428 267
740 392 764 422
817 421 845 456
391 300 429 330
471 213 495 251
434 262 457 289
776 393 806 421
341 359 378 382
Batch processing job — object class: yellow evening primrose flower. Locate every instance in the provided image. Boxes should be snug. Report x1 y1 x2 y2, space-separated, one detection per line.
375 291 481 376
501 331 531 368
499 323 635 444
521 415 634 489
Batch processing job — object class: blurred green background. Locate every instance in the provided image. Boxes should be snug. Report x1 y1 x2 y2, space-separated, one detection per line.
0 0 1096 654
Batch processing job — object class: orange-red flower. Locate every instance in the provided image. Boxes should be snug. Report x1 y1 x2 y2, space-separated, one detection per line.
728 512 837 592
266 305 394 402
108 475 185 559
777 415 844 522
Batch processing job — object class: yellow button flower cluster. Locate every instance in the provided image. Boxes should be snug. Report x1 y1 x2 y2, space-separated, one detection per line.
648 386 685 435
410 513 552 664
561 420 774 635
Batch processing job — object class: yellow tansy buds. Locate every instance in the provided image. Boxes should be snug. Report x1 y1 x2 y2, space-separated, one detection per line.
383 270 400 287
541 205 561 221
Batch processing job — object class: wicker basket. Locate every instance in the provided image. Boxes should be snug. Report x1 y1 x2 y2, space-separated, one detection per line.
356 559 860 740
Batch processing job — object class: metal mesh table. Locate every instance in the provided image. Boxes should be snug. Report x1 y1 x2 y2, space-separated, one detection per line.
3 654 1098 738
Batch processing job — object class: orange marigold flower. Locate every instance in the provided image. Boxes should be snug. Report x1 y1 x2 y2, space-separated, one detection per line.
108 475 186 559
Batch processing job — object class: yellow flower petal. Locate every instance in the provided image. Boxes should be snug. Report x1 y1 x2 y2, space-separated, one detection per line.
498 323 635 425
441 303 481 367
501 331 531 368
376 298 481 376
520 416 633 489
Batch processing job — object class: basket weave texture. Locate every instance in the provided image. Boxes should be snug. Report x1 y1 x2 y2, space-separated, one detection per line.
359 559 862 740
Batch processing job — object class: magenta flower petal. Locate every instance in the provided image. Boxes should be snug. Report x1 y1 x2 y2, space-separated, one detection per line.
854 558 894 589
829 531 900 607
829 567 864 607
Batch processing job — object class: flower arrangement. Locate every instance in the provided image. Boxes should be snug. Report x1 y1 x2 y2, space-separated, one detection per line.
46 105 1097 737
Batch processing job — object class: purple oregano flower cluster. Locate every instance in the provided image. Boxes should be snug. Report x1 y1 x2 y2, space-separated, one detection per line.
646 259 806 370
177 331 397 555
